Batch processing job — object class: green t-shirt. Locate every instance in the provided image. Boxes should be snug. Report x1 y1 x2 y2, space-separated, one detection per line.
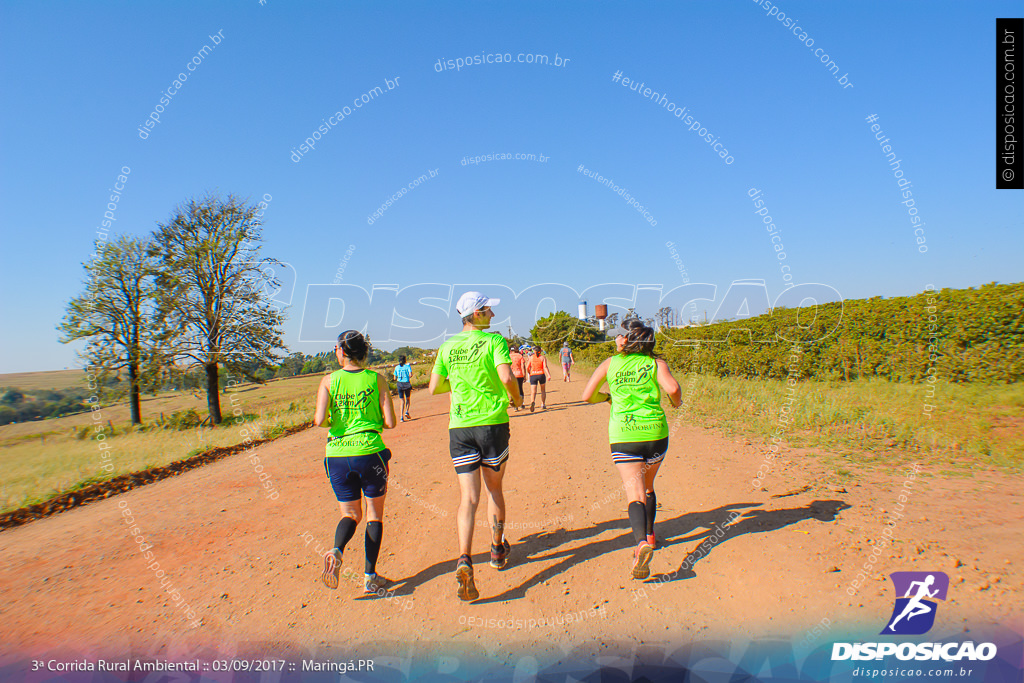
433 330 512 429
606 353 668 443
325 369 387 457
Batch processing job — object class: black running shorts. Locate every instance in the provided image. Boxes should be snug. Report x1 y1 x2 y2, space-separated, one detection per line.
397 381 412 399
449 423 510 474
529 374 546 385
324 449 391 502
610 437 669 465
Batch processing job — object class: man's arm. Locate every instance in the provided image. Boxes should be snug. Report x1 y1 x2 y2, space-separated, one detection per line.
497 363 522 407
429 372 450 395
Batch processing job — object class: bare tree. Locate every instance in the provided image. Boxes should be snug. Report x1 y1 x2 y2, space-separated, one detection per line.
152 193 286 424
60 236 167 424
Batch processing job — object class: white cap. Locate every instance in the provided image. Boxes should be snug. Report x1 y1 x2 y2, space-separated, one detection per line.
456 291 500 316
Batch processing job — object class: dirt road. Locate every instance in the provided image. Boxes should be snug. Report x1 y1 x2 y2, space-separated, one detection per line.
1 374 1020 665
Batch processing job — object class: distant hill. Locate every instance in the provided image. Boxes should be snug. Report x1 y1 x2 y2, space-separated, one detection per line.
0 369 86 392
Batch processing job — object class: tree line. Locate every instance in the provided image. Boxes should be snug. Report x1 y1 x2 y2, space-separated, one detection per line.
0 387 91 426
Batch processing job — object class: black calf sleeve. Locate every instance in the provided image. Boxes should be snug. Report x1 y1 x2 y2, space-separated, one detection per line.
628 501 647 545
334 517 357 552
365 521 384 575
645 490 657 535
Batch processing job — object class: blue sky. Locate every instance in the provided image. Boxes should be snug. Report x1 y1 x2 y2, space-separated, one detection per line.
1 1 1021 372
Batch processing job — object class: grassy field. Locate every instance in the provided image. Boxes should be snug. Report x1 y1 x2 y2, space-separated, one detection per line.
0 362 436 514
0 369 87 392
0 374 324 513
664 374 1024 473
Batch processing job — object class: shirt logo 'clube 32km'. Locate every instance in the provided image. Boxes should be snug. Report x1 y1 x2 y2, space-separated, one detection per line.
448 339 488 366
881 571 949 635
613 362 654 386
334 387 374 410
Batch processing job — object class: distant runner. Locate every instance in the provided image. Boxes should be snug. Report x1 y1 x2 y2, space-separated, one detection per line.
526 346 552 412
394 355 413 422
559 343 575 382
509 344 526 412
313 330 397 595
430 292 523 601
582 324 681 579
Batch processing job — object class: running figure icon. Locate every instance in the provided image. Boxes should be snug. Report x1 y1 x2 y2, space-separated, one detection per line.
880 571 949 635
887 574 938 631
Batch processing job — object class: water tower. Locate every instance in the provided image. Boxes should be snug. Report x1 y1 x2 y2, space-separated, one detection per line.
594 304 608 331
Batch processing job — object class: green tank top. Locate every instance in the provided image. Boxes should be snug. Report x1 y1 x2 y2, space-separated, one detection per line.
607 354 668 443
326 369 387 457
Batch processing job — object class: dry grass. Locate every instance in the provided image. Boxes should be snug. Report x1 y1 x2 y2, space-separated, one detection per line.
0 369 87 392
0 374 326 513
0 365 436 514
570 360 1024 471
664 375 1024 472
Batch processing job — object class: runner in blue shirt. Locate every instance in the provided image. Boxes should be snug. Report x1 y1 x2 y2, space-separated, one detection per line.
393 355 413 422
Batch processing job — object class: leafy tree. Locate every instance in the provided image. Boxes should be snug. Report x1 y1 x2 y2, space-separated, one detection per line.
277 352 305 376
530 311 604 354
254 367 275 382
59 235 168 424
655 307 674 329
1 389 24 405
301 357 325 374
152 193 286 424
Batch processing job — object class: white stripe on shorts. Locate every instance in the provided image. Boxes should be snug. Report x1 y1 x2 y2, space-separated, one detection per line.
611 450 666 464
481 447 509 466
452 452 480 466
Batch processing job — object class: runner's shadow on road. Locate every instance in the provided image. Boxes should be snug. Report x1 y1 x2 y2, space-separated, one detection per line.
650 499 851 583
383 507 645 600
472 502 763 604
386 500 847 602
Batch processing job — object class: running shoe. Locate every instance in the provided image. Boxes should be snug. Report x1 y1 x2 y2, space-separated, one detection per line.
400 415 405 422
530 401 536 413
321 548 342 589
647 533 659 549
455 558 479 601
364 573 390 595
405 412 410 420
489 539 511 569
631 541 654 580
542 404 547 410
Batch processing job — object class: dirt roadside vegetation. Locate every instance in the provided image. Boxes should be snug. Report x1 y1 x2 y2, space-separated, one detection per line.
0 374 1020 663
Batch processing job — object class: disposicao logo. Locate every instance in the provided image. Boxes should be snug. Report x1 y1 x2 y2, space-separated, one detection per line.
881 571 948 635
831 570 998 662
